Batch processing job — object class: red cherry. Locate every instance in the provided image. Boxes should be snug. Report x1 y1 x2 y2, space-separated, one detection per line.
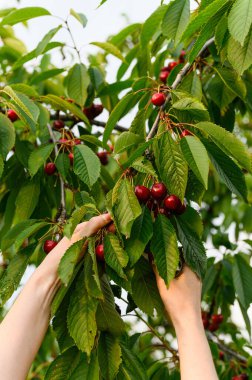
95 244 105 261
180 129 193 138
150 183 167 200
97 151 109 165
93 104 103 117
202 318 209 329
107 223 116 234
44 162 56 175
175 203 187 215
168 61 178 71
159 71 169 83
135 185 151 203
239 374 249 380
151 93 166 107
219 351 224 360
179 50 186 63
161 66 170 72
164 194 182 212
83 103 103 120
68 152 74 165
208 323 219 332
43 240 58 254
74 138 81 145
7 109 19 122
211 314 224 325
59 138 69 144
53 120 65 130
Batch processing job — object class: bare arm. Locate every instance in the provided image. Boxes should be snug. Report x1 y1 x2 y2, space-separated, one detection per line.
155 266 218 380
0 213 111 380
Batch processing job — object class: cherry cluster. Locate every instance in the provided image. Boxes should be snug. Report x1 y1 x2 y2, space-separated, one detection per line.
202 311 224 332
135 182 186 218
159 50 186 84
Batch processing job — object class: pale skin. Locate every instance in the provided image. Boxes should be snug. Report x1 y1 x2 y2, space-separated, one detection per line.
0 213 218 380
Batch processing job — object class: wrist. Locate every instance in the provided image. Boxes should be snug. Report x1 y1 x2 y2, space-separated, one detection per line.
173 310 203 335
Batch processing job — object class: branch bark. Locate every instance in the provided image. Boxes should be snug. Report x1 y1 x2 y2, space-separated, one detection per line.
146 37 215 141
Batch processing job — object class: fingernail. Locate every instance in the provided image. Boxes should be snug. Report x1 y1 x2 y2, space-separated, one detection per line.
102 213 111 221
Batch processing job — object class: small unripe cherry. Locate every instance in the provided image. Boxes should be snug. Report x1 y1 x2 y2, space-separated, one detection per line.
7 109 19 122
43 240 58 254
159 71 169 83
135 185 151 203
151 93 166 107
95 244 105 261
168 61 178 71
44 162 56 175
97 151 109 165
151 183 167 200
164 194 182 212
68 152 74 165
53 120 65 130
180 129 192 138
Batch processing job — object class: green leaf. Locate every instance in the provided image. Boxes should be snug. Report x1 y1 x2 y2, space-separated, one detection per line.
131 257 164 316
186 171 205 205
227 28 252 75
70 9 88 28
104 234 129 279
141 5 167 47
203 140 247 201
151 214 179 286
114 132 143 154
129 108 146 138
232 254 252 310
52 294 74 353
120 343 148 380
67 272 98 355
91 41 125 61
215 15 229 52
64 205 98 239
125 206 153 266
0 155 3 178
29 68 65 85
98 332 122 380
28 144 54 177
96 275 125 336
180 136 209 189
35 25 62 56
55 153 70 182
73 145 101 188
213 66 247 99
195 122 251 172
154 132 188 200
103 92 142 145
45 347 80 380
113 178 142 237
207 75 236 112
67 63 90 106
178 71 202 100
1 7 51 26
70 352 100 380
228 0 252 46
171 96 210 122
110 24 141 47
58 240 84 286
122 140 153 169
13 179 40 224
0 113 15 159
162 0 190 45
131 156 156 176
84 238 103 299
174 216 207 279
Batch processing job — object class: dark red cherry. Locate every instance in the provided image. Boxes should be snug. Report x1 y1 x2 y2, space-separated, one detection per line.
151 93 166 106
95 244 105 261
168 61 178 71
7 109 19 122
43 240 58 254
44 162 56 175
211 314 224 325
164 194 182 212
135 185 151 203
150 183 167 200
159 71 169 83
53 120 65 130
97 151 109 165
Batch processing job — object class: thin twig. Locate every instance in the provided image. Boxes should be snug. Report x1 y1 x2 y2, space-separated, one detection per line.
146 37 215 140
207 332 248 363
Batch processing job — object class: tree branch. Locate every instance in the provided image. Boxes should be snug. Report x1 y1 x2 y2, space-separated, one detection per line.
207 332 248 363
146 37 215 140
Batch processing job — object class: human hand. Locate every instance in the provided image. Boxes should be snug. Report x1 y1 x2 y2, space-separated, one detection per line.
70 213 112 243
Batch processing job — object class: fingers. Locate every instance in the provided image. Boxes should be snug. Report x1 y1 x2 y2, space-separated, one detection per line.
75 213 112 239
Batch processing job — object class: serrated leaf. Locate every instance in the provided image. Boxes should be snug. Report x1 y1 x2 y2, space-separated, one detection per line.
84 238 103 299
141 5 167 47
45 347 80 380
171 96 210 122
35 25 62 56
228 0 252 46
150 214 179 286
186 170 205 204
70 351 99 379
64 205 98 238
114 132 143 154
131 157 157 176
178 71 202 100
0 155 3 178
174 217 207 279
120 343 148 380
195 121 251 172
70 9 88 28
55 153 70 182
131 257 164 316
73 145 101 188
67 271 98 355
207 75 236 112
180 136 209 189
203 139 247 201
28 144 54 177
129 108 146 138
58 240 84 286
113 178 142 237
67 63 89 106
96 275 125 336
162 0 190 44
125 206 153 266
98 332 122 380
104 234 128 279
30 68 65 85
232 254 252 310
52 293 74 353
91 41 125 61
214 66 247 99
0 113 15 159
155 132 188 200
227 28 252 75
1 7 51 26
13 179 40 224
215 14 229 52
122 140 153 169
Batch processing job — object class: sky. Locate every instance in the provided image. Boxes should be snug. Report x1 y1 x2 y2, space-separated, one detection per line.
1 0 252 342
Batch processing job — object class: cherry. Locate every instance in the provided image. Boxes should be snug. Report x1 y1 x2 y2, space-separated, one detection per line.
208 323 219 332
59 138 69 144
151 93 166 107
93 104 103 117
146 198 154 211
219 351 225 360
151 183 167 200
175 203 186 215
168 61 178 71
44 162 56 175
7 109 19 122
53 120 64 130
164 194 182 212
161 66 170 72
68 152 74 165
74 138 81 145
240 374 249 380
179 50 186 63
159 71 169 83
107 223 116 234
84 103 104 120
202 318 209 329
43 240 58 254
95 244 105 261
135 185 151 203
211 314 223 324
97 151 109 165
180 129 192 138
